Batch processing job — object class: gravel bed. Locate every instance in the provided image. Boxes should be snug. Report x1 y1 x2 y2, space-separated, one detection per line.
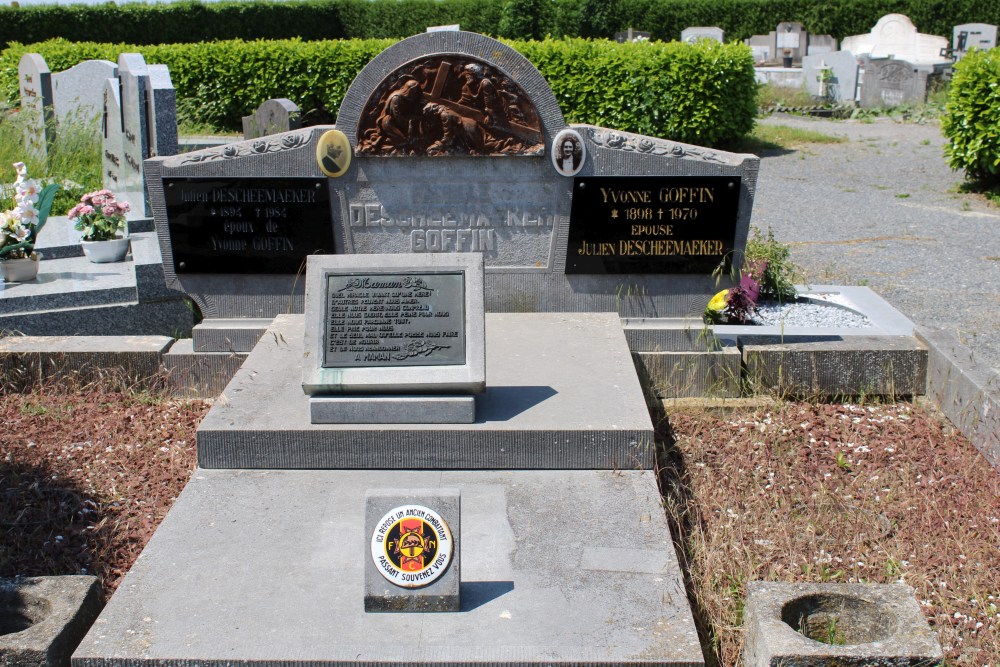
752 299 872 328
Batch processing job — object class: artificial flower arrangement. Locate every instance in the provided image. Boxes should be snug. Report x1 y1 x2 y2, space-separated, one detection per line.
704 260 766 324
0 162 59 260
68 189 130 241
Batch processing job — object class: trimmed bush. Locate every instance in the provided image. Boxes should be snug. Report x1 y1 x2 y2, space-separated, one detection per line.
0 37 757 146
0 0 995 49
942 47 1000 184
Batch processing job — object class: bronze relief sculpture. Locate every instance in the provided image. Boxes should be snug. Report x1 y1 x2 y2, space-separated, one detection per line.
356 56 544 157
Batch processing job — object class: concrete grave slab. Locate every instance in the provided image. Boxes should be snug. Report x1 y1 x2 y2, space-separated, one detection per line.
197 312 654 469
71 469 702 667
1 576 102 667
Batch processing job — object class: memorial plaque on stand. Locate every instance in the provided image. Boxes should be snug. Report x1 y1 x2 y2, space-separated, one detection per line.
565 176 741 274
164 177 334 273
302 253 485 424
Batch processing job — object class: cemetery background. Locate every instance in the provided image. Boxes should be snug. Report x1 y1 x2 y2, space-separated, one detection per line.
0 7 995 667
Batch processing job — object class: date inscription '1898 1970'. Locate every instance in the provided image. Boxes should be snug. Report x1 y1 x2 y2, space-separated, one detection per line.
565 176 742 274
324 272 466 368
164 177 334 273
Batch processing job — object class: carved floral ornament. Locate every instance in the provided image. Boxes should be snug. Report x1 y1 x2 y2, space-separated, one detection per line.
355 56 545 157
181 130 311 164
588 128 729 164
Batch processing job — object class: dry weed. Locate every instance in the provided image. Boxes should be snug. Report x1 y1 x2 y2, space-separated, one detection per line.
662 400 999 667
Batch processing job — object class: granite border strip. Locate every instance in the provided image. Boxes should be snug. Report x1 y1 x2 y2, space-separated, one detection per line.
917 325 1000 470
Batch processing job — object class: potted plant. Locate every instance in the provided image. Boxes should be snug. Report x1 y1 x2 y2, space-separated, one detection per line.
0 162 58 282
68 189 131 263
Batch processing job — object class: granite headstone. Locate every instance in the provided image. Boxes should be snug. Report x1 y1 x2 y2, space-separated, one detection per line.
860 58 927 108
803 51 859 103
681 27 724 44
118 54 150 212
101 77 125 191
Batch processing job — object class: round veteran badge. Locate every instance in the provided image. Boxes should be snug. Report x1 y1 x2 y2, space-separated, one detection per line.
370 505 453 588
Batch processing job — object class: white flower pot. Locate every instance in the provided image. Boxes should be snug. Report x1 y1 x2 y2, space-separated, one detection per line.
0 254 40 282
81 237 130 263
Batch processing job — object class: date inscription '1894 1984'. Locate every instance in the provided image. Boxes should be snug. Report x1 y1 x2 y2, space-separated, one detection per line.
164 177 334 273
324 273 466 368
565 176 742 274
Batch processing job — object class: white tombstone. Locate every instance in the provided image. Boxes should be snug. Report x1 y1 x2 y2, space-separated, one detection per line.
52 60 118 129
953 23 998 61
118 53 151 214
842 14 949 67
18 53 54 160
681 27 724 44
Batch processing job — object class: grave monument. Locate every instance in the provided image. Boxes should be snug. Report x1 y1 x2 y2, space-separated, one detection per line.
842 14 950 69
145 32 759 322
242 98 302 139
952 23 998 61
73 31 715 667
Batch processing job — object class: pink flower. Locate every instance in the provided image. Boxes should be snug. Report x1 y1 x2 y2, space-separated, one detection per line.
118 201 130 213
102 205 117 216
79 205 95 216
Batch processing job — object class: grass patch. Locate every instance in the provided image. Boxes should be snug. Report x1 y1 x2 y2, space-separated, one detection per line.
0 109 102 215
757 82 817 109
728 124 846 155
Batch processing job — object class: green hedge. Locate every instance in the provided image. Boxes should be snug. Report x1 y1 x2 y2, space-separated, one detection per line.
0 0 995 48
942 48 1000 183
0 37 757 146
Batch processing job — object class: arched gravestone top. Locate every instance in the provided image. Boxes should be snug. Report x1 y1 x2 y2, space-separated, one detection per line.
337 31 566 152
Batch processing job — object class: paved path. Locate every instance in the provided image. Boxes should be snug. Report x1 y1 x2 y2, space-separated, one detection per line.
752 113 1000 373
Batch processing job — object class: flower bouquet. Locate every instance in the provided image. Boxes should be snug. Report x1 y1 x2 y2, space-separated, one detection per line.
68 189 130 241
68 189 132 263
0 162 59 281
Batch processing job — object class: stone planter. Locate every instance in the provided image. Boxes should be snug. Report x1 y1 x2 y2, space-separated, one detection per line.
81 237 130 263
0 254 40 282
0 576 103 667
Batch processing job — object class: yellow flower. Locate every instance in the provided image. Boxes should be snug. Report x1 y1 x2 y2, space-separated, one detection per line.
707 289 729 312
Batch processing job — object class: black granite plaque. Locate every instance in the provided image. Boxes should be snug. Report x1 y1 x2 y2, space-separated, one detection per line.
565 176 741 274
323 272 466 368
164 178 334 273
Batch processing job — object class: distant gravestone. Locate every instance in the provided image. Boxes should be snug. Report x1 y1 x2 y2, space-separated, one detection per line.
775 22 808 64
842 14 949 67
118 54 150 212
242 98 302 140
803 51 859 103
101 77 124 191
953 23 998 61
52 59 117 129
860 59 928 108
745 23 837 66
681 27 724 44
18 53 54 160
614 28 651 43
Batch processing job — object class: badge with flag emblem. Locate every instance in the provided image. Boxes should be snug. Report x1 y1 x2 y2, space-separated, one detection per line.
370 505 453 587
